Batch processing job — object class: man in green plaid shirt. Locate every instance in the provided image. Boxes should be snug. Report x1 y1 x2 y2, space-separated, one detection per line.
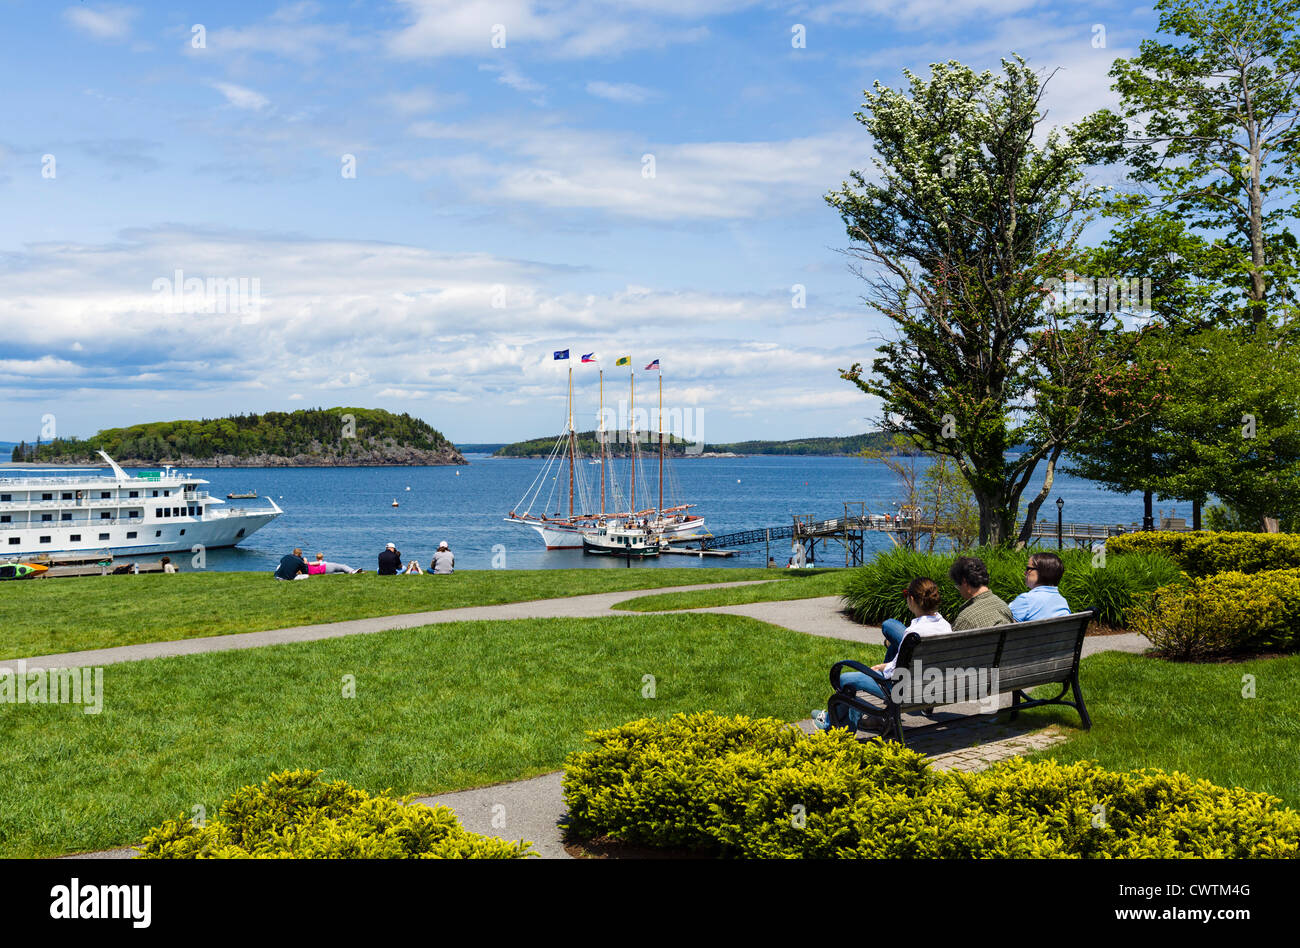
948 556 1014 630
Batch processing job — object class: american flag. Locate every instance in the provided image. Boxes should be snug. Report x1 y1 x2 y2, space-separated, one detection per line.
645 359 660 370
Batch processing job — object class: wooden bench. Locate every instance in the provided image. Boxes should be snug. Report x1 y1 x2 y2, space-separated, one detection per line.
826 610 1097 747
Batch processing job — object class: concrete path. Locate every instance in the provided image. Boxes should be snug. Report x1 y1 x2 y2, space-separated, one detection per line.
3 580 775 671
47 583 1152 860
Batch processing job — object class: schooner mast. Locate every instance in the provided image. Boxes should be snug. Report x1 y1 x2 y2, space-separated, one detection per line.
598 366 606 516
629 365 636 515
567 361 576 518
658 366 663 518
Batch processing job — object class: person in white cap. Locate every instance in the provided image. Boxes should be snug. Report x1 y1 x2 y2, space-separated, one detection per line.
430 541 455 574
377 542 402 575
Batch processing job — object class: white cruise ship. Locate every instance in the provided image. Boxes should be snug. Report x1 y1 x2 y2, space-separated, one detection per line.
0 452 281 558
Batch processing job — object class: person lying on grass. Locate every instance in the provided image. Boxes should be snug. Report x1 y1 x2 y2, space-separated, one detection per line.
813 577 951 731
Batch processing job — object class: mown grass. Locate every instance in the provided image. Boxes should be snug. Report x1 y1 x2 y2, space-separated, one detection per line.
0 612 860 858
1023 652 1300 808
0 568 777 659
613 569 848 612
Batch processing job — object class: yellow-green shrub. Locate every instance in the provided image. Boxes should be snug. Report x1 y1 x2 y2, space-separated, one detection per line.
1107 531 1300 577
1131 567 1300 658
563 713 1300 858
137 769 534 859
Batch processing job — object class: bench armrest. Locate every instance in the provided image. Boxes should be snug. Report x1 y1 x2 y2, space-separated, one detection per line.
831 659 892 690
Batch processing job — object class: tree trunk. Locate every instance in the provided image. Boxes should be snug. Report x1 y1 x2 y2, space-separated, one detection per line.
976 492 1015 547
1143 490 1154 531
1192 498 1201 531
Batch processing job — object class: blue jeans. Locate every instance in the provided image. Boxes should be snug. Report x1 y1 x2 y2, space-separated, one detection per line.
829 619 906 730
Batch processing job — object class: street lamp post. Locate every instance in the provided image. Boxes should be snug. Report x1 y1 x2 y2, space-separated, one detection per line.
1056 497 1064 551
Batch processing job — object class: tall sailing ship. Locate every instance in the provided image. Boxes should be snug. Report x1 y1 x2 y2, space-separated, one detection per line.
505 353 705 550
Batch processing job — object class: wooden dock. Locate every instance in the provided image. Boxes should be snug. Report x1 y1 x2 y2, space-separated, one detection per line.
691 501 1188 566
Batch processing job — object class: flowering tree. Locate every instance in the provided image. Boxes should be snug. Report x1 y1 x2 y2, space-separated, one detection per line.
829 57 1148 546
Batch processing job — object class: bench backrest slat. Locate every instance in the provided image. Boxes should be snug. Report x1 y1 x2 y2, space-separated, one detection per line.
887 612 1092 708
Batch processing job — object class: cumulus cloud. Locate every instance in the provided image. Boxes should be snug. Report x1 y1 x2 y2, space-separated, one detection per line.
0 228 874 438
63 4 138 41
407 119 863 220
211 82 271 112
586 80 657 104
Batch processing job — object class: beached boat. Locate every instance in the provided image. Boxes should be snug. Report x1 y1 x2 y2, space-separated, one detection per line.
0 452 282 557
0 562 47 580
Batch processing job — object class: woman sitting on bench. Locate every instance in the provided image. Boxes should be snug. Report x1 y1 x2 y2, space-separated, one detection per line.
813 577 950 731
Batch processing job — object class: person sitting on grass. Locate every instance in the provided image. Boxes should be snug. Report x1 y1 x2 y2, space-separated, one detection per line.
274 548 309 581
429 541 454 574
812 577 951 732
402 558 424 575
948 555 1013 630
1009 552 1071 621
377 543 402 575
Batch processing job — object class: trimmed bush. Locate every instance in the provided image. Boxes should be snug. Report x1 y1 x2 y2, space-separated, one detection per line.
136 769 534 859
1131 567 1300 659
842 547 1182 628
1107 531 1300 577
563 712 1300 858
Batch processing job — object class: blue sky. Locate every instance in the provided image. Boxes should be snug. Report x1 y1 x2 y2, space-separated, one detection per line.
0 0 1154 444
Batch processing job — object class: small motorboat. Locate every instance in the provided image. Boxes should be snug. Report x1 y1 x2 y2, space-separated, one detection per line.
0 563 48 580
391 499 400 507
582 519 662 558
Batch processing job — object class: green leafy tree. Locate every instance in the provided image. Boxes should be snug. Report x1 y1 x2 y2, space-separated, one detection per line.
1106 0 1300 325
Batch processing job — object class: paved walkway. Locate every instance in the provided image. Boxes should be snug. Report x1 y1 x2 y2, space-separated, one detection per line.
48 582 1151 860
4 580 774 671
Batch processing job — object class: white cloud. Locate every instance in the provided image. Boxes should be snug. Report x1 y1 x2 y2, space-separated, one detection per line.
387 0 721 59
0 228 875 439
479 63 544 95
63 5 138 41
211 82 271 112
197 4 368 63
409 119 863 220
380 87 464 115
586 80 657 104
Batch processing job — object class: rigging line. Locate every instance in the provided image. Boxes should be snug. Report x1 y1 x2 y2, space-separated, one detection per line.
515 433 566 516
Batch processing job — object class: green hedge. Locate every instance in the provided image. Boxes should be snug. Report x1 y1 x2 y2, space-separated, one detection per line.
842 547 1182 628
562 713 1300 858
1132 567 1300 659
136 769 534 858
1107 531 1300 577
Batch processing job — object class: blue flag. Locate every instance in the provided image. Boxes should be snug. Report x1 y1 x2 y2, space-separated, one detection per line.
553 349 569 360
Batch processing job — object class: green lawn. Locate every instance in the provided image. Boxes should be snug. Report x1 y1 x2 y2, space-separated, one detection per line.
0 567 779 659
1024 652 1300 807
613 569 848 612
0 612 864 858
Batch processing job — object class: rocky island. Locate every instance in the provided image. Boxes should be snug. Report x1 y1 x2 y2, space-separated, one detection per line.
9 407 466 467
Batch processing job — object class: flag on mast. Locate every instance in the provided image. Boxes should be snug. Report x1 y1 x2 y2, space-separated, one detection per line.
645 359 660 370
581 353 597 363
615 356 630 366
553 349 569 360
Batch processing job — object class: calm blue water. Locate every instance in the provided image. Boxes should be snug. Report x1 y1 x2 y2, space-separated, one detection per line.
85 453 1153 572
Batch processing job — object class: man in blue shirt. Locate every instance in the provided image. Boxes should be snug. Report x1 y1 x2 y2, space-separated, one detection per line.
1010 552 1072 621
274 548 308 581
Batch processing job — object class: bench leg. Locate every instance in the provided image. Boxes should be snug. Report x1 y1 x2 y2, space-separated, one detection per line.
1071 672 1092 730
1009 690 1022 721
